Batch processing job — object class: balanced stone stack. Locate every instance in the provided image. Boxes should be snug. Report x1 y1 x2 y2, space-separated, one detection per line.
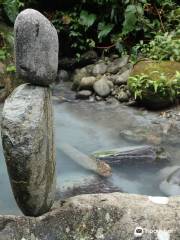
1 9 59 216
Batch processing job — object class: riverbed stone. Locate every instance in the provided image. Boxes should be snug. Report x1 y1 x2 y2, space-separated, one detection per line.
92 62 107 75
107 55 129 74
114 69 131 85
0 193 180 239
79 76 97 90
1 83 56 216
76 90 92 99
14 9 59 86
93 79 111 97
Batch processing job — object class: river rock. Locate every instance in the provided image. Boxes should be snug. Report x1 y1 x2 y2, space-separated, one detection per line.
1 83 56 216
14 9 59 86
79 76 96 90
92 62 107 75
76 90 92 99
107 55 129 74
93 79 111 97
0 193 180 239
114 69 131 85
159 166 180 196
71 67 88 90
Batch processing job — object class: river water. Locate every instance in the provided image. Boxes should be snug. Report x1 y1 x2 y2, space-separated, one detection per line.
0 83 179 215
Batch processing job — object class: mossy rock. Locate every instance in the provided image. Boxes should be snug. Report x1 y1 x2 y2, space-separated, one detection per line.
128 60 180 110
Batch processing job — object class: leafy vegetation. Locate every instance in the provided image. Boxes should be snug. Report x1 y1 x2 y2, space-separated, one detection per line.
128 71 180 102
132 31 180 62
1 0 179 57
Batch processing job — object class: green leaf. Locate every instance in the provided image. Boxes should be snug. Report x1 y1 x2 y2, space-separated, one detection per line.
6 65 16 73
3 0 23 23
98 22 114 41
122 4 144 35
79 10 96 29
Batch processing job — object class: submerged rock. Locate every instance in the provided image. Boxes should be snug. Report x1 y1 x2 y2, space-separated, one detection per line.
1 84 56 216
60 143 111 177
159 166 180 196
92 145 170 166
14 9 59 86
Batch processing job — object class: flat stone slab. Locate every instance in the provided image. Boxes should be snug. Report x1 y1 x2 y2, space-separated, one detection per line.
0 193 179 239
14 9 59 86
1 84 56 216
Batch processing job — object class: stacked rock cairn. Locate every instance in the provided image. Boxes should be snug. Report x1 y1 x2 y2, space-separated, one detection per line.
1 9 59 216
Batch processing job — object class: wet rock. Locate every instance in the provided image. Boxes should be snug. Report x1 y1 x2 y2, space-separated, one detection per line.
71 67 88 90
56 70 69 82
76 90 92 99
107 56 129 74
159 167 180 196
79 76 97 90
128 60 180 109
92 145 170 166
14 9 59 86
0 193 180 239
93 79 111 97
116 90 129 102
92 62 107 75
1 84 56 216
114 69 131 85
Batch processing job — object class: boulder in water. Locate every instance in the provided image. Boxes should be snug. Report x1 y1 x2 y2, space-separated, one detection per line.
1 83 56 216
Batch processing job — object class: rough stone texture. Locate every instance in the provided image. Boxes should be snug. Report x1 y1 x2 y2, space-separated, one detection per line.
92 62 107 75
114 69 131 86
0 193 180 239
107 55 129 74
1 83 56 216
159 166 180 196
14 9 59 86
93 79 111 97
79 76 97 90
76 90 92 99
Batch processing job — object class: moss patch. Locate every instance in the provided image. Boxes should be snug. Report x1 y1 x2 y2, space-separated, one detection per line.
128 60 180 110
132 60 180 80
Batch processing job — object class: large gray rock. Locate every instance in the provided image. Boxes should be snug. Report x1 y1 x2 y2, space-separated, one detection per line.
0 193 179 239
93 79 111 97
1 84 56 216
92 62 107 75
14 9 59 86
107 55 129 74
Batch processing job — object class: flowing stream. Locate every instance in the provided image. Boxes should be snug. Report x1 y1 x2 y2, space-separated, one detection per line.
0 84 179 215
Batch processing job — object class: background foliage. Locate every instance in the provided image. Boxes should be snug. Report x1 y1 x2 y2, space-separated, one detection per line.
0 0 179 58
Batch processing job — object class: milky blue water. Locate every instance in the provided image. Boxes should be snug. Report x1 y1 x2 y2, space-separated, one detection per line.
0 100 179 215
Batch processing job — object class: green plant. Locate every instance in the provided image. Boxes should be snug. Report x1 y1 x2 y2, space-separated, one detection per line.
6 64 16 73
128 71 180 101
2 0 24 23
138 32 180 61
0 49 7 61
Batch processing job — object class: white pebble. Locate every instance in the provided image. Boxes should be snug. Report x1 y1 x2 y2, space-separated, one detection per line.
157 230 170 240
148 196 169 204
